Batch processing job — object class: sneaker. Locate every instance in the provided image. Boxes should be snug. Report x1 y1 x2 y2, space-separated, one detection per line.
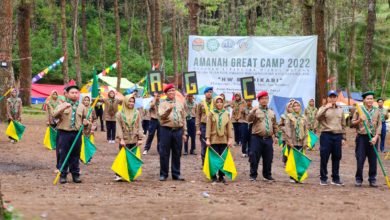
10 140 15 144
142 150 148 155
263 177 275 182
241 154 247 158
331 180 344 186
320 180 328 186
60 176 67 184
114 176 122 182
183 152 188 155
249 177 256 182
369 182 378 188
355 181 362 187
289 179 296 183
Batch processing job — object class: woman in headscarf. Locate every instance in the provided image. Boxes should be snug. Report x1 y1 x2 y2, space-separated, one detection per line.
103 89 122 144
114 94 143 181
46 90 61 128
6 88 23 143
206 96 233 184
231 92 246 147
81 95 97 137
279 100 294 164
304 98 318 133
283 100 308 183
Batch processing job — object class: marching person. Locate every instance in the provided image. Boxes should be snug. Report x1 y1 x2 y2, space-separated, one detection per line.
81 95 97 138
103 89 122 144
240 99 253 157
283 100 309 183
316 90 346 186
196 87 214 165
53 86 91 184
115 94 143 181
142 108 150 136
351 91 382 187
143 92 161 155
94 89 105 132
206 96 233 184
158 84 187 181
248 91 278 182
304 98 318 133
184 94 197 155
377 98 388 153
46 90 61 171
6 88 23 143
279 100 294 164
231 93 246 147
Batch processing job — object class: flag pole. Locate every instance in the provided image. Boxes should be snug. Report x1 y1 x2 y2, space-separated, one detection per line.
53 97 100 184
0 88 13 101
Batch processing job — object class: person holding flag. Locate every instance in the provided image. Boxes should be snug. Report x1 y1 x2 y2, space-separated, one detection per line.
184 94 197 155
6 89 23 143
351 91 382 187
248 91 279 182
81 95 97 137
45 90 61 171
196 86 214 165
377 98 388 153
304 98 318 133
53 86 91 184
158 84 187 181
283 100 309 183
114 94 143 181
205 96 233 184
103 90 122 144
316 90 346 186
279 100 294 164
231 93 246 147
143 92 161 155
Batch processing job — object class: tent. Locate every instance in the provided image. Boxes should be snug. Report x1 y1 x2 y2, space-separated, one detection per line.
269 96 304 122
341 91 363 102
337 91 357 105
31 84 65 104
99 76 134 89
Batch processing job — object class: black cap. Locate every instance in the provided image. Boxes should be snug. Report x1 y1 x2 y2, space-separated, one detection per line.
65 85 80 92
377 97 384 102
362 91 375 99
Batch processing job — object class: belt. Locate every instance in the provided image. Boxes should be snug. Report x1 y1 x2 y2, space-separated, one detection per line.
253 134 272 140
58 129 78 133
162 126 182 131
151 118 159 121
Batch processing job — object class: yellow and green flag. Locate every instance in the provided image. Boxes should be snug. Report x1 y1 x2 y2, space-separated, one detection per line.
5 120 26 141
285 147 311 182
111 146 143 182
277 131 284 148
80 135 97 164
307 130 318 149
91 68 99 99
43 126 57 150
221 148 237 181
203 147 224 180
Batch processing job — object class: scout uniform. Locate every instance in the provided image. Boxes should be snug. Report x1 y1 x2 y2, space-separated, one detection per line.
279 101 294 164
352 91 382 187
377 98 388 152
282 101 309 183
47 90 61 127
231 93 246 146
196 87 214 165
53 86 90 184
6 89 23 142
142 108 151 135
103 90 121 143
240 100 253 157
304 98 318 132
143 94 161 154
158 84 187 181
82 96 97 138
206 96 233 183
316 90 346 186
184 96 197 155
94 98 105 131
248 91 278 181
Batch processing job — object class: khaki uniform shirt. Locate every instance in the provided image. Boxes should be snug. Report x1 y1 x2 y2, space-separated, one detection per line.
248 107 278 137
159 99 187 135
116 109 143 144
206 111 233 144
103 98 121 121
316 106 346 139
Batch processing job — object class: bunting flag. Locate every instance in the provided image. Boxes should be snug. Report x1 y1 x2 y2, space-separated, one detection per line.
111 146 143 182
98 62 118 77
5 121 26 141
43 126 57 150
307 130 318 149
80 135 97 164
285 147 311 182
221 148 238 181
32 56 65 83
141 76 149 97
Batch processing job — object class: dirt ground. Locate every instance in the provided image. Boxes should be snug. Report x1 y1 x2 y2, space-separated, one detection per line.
1 115 389 220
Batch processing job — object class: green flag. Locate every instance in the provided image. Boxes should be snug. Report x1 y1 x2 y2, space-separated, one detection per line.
202 147 224 180
91 68 99 99
285 147 311 182
307 130 318 149
80 135 97 164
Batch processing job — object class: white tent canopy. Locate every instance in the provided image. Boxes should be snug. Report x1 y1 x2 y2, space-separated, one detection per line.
99 76 134 89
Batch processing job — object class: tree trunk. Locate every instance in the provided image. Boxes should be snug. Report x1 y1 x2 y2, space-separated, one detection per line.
330 7 338 90
172 5 179 88
301 0 313 35
315 0 327 106
18 0 32 107
61 0 69 84
347 0 357 94
153 0 161 68
126 0 135 51
362 0 376 92
381 59 389 97
0 0 14 121
98 0 106 66
114 0 122 91
72 0 82 87
218 2 226 35
49 0 58 47
81 0 87 57
178 15 185 73
145 0 154 65
188 0 200 35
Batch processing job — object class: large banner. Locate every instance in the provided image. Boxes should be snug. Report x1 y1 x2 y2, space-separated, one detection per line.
188 35 318 120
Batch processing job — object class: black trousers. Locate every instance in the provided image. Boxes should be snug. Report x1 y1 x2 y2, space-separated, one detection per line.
240 123 250 154
159 126 183 178
50 124 60 170
319 132 342 182
233 122 241 144
106 121 116 141
355 134 377 183
144 118 160 152
200 123 207 165
249 135 273 179
57 130 81 177
211 144 227 180
142 120 150 135
184 117 196 153
95 109 104 130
